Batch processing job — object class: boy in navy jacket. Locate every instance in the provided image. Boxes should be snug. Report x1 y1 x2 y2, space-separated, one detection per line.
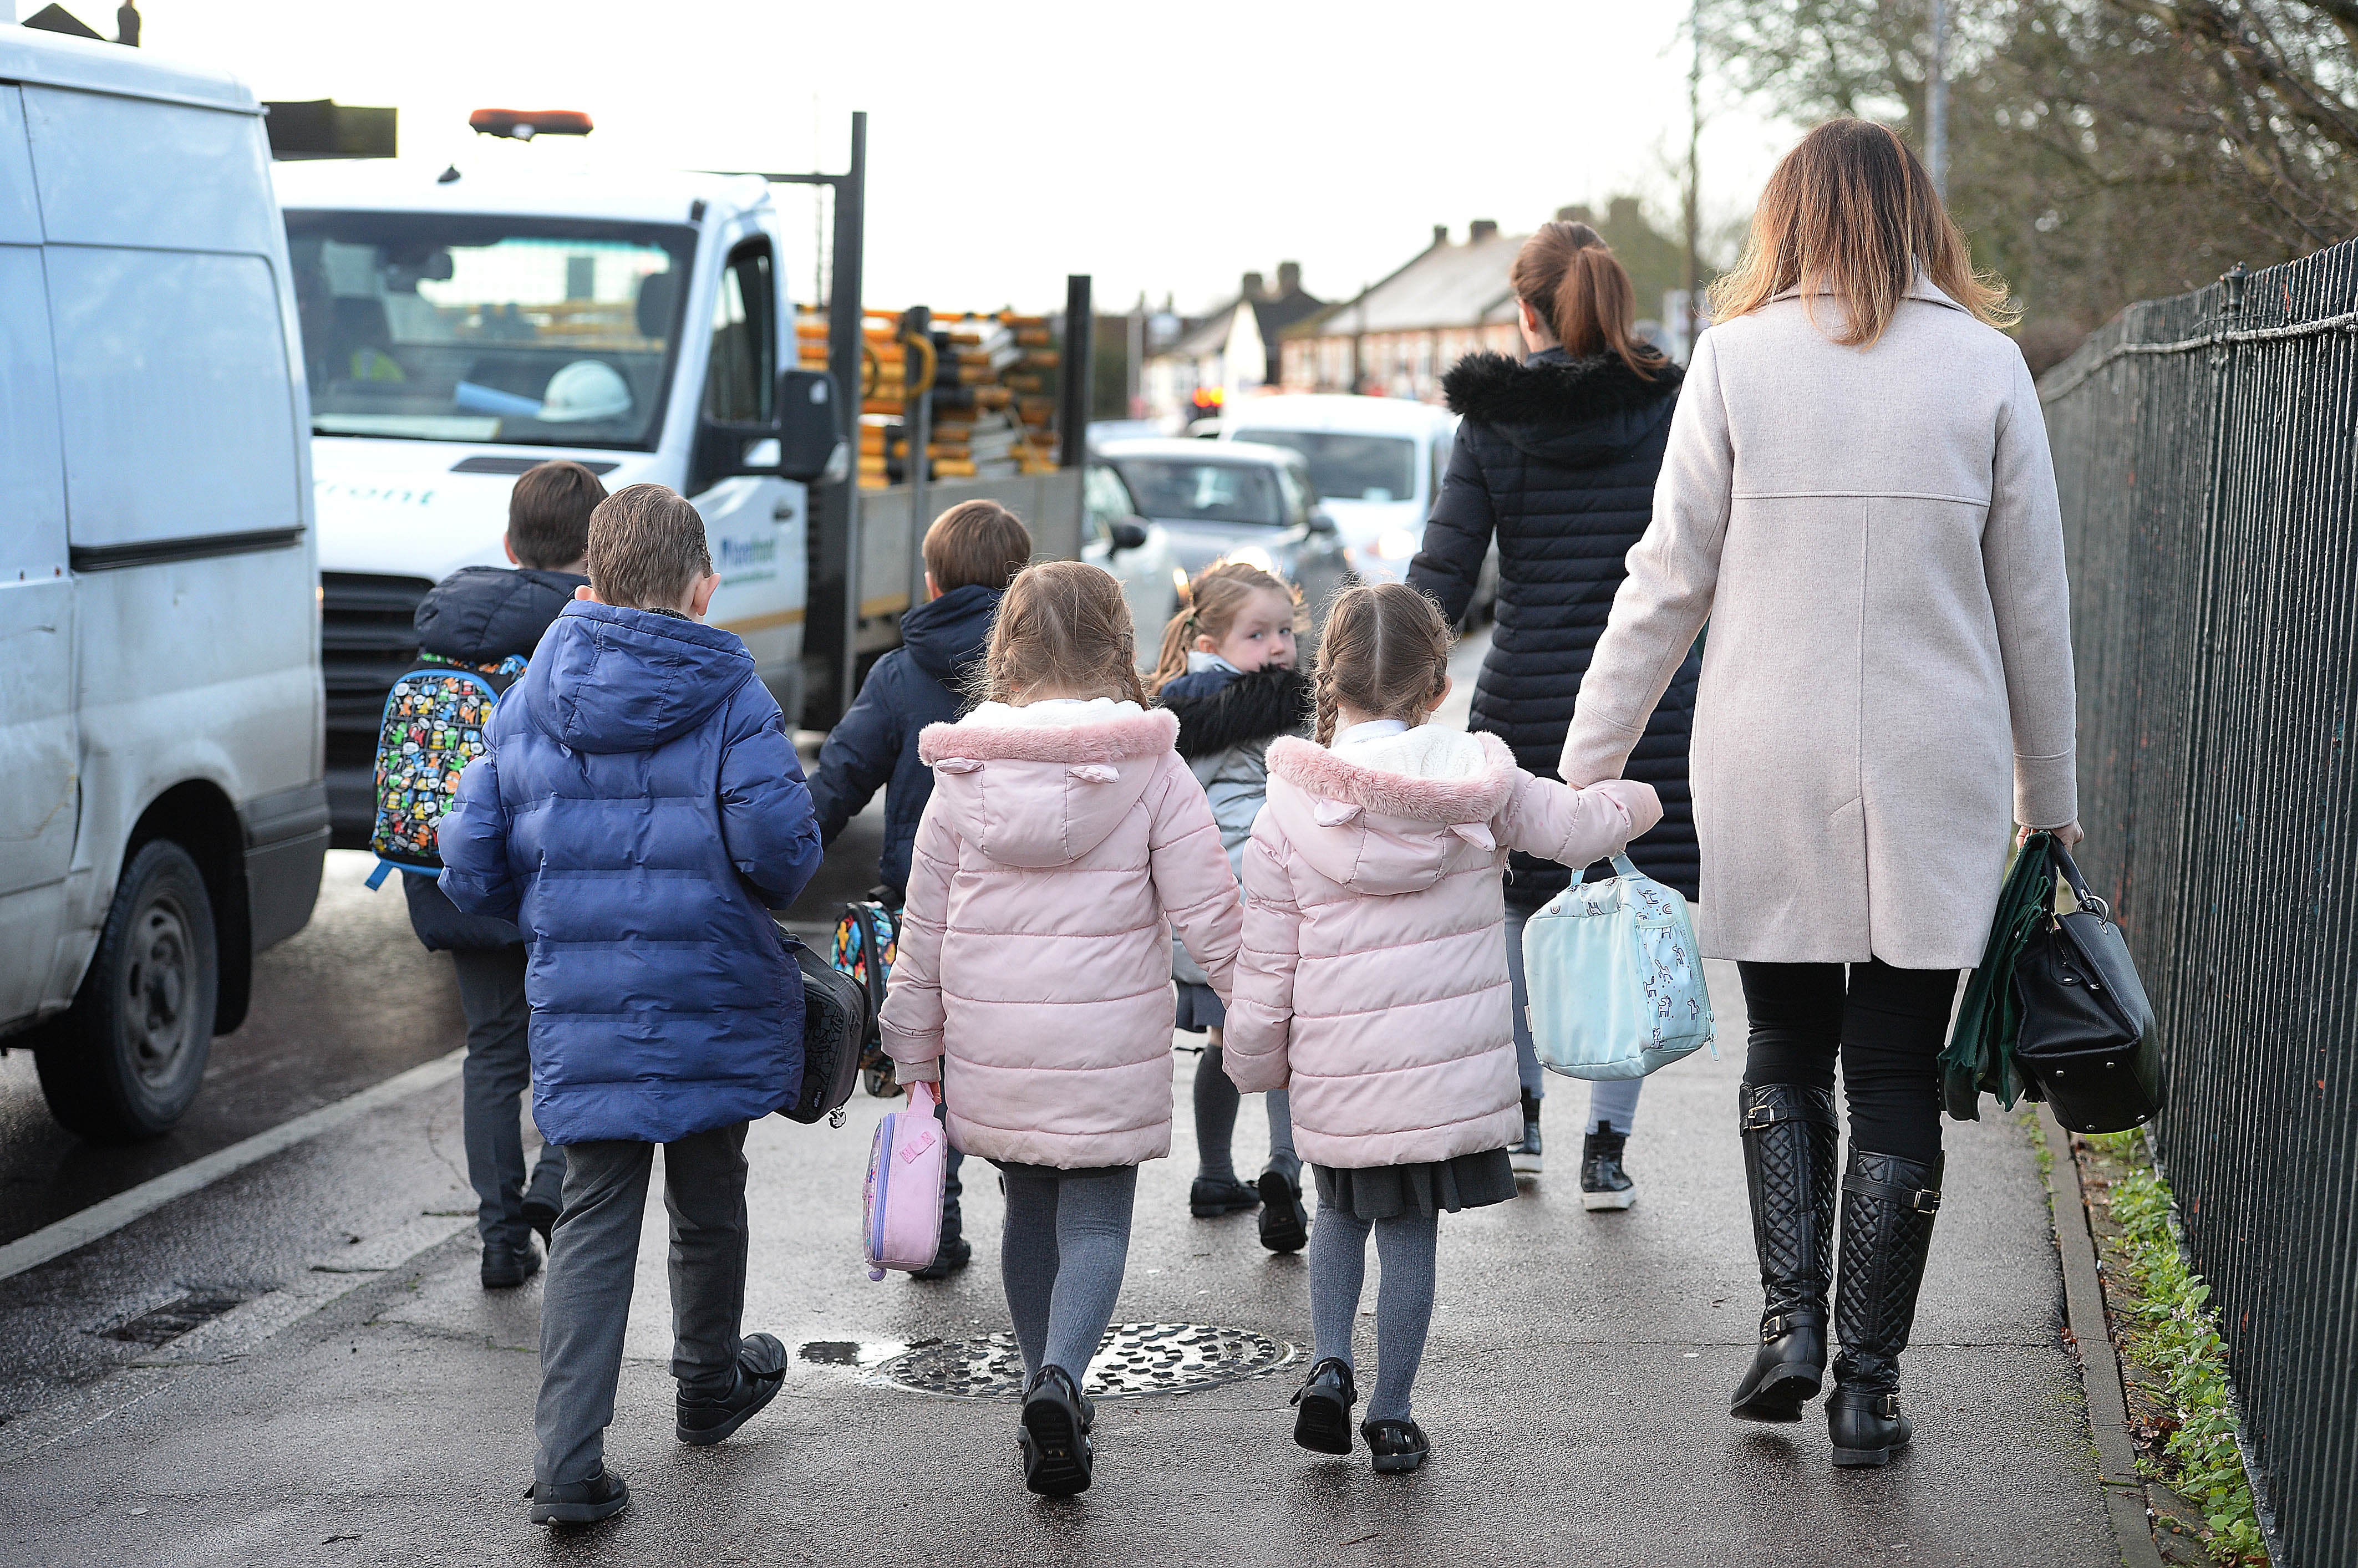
806 500 1029 1279
440 484 823 1527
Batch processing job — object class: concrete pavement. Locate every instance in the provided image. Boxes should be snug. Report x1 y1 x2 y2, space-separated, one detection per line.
0 956 2118 1568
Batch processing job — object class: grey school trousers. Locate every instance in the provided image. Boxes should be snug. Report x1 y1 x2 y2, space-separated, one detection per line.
535 1122 751 1488
448 946 566 1248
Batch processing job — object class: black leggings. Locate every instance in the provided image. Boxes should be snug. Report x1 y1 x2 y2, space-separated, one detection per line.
1736 960 1959 1165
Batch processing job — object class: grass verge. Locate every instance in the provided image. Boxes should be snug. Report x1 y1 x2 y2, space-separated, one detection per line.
2079 1129 2268 1567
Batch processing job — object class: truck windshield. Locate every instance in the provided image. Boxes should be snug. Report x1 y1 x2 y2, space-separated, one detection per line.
1229 430 1417 502
1113 458 1285 526
283 211 697 450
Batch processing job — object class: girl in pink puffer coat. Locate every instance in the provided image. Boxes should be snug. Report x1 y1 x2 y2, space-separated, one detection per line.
1224 583 1660 1474
879 561 1242 1499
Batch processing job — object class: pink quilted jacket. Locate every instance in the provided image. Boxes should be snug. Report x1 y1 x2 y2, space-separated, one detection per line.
1224 727 1660 1169
880 704 1243 1168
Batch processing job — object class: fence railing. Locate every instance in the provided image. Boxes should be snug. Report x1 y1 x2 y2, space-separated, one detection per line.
2042 242 2358 1568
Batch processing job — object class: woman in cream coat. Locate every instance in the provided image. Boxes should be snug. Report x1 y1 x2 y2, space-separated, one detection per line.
1561 120 2083 1469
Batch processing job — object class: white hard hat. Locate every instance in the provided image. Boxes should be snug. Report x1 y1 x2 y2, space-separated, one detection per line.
539 359 632 423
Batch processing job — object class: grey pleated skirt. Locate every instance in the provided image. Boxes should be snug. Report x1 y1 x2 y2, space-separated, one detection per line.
1311 1148 1517 1220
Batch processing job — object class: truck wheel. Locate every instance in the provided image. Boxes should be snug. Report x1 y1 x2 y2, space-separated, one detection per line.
35 839 218 1142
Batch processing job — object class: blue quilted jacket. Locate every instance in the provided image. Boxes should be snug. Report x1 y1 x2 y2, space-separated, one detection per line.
437 601 824 1144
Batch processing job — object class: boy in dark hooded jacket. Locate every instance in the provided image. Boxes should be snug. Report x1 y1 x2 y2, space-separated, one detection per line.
403 460 606 1291
806 500 1030 1279
440 484 824 1527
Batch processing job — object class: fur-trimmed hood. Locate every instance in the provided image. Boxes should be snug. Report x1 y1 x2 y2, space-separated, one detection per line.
1264 728 1521 893
1160 666 1313 759
1443 348 1681 469
917 705 1178 868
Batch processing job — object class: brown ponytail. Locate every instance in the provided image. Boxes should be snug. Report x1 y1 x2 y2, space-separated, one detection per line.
1311 583 1453 746
1508 221 1663 379
1146 560 1299 698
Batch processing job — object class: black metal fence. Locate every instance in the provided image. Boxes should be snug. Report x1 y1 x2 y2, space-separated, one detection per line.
2043 243 2358 1568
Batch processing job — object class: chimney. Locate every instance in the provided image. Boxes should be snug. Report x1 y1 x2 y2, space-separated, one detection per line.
1432 223 1449 247
1556 203 1595 226
1277 261 1302 297
1240 271 1266 300
1608 195 1640 228
1468 219 1500 243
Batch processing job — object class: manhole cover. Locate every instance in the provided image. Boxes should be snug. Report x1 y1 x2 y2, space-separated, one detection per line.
101 1291 243 1347
873 1322 1295 1400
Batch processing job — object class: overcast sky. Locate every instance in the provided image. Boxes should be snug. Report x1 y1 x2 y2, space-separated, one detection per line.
93 0 1793 315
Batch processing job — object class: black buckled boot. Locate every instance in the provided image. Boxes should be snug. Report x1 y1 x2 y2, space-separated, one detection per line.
1729 1083 1838 1422
1827 1148 1943 1468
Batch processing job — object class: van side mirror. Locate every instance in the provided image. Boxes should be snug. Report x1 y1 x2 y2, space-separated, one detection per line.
774 369 840 482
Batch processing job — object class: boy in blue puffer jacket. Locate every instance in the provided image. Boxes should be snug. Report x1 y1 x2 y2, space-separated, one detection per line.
439 483 824 1528
806 498 1030 1279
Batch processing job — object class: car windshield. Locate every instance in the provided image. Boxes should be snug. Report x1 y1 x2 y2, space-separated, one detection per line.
1113 458 1285 526
1231 430 1416 502
283 210 697 450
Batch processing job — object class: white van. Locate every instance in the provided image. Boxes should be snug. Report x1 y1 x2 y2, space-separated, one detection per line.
1220 394 1492 613
0 32 328 1138
271 155 838 843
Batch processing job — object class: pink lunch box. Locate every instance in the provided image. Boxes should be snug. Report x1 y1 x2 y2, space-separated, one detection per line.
863 1080 946 1280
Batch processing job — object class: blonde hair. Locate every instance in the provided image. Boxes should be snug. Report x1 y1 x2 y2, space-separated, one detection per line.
979 560 1147 706
1312 583 1453 746
1510 221 1663 379
1709 118 2016 348
1147 561 1298 698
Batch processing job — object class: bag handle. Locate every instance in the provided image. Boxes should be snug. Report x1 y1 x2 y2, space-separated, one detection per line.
2049 842 2111 922
1581 853 1642 878
904 1078 938 1113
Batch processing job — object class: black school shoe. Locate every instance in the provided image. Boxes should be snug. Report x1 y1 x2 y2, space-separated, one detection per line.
909 1232 973 1280
1361 1418 1431 1474
1018 1365 1094 1496
1257 1167 1309 1253
1190 1175 1262 1218
1290 1357 1356 1454
676 1332 788 1446
527 1469 629 1526
481 1240 540 1290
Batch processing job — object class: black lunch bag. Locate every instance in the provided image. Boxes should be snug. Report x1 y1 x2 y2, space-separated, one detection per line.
2011 846 2162 1134
776 927 870 1127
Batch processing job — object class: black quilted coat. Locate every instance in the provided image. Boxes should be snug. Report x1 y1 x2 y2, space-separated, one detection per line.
1409 347 1699 909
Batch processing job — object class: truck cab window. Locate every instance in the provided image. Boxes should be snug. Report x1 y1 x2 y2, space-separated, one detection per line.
704 242 774 425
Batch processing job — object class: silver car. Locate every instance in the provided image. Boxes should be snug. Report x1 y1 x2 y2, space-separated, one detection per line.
1096 437 1351 620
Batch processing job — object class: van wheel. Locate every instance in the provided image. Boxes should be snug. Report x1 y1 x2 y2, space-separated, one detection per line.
35 840 218 1142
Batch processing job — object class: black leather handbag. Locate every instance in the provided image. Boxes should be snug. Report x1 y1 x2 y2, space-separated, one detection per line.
2011 846 2162 1134
775 928 870 1127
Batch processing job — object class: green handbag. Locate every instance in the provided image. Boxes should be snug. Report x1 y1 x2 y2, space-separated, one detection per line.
1938 833 2058 1121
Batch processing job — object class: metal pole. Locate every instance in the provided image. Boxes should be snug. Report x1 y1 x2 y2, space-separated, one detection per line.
1127 295 1145 418
1059 274 1092 468
814 111 866 725
1927 0 1950 198
1685 0 1702 350
903 304 932 614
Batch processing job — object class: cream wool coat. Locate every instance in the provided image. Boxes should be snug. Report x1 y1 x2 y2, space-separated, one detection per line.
1561 281 2079 970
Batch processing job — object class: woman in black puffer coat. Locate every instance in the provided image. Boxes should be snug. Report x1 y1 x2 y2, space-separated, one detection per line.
1409 220 1698 1206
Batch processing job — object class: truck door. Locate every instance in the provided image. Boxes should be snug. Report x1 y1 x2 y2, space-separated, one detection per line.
0 86 77 1024
690 236 805 711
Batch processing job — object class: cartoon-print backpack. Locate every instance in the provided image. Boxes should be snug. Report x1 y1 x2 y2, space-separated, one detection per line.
364 652 528 889
831 899 901 1097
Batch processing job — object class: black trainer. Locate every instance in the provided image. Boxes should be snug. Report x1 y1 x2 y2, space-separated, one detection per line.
1580 1127 1637 1211
1018 1365 1094 1496
481 1240 540 1290
1361 1417 1430 1474
676 1332 787 1446
1189 1175 1262 1218
527 1469 628 1526
1290 1357 1356 1454
1257 1166 1309 1253
1511 1093 1543 1177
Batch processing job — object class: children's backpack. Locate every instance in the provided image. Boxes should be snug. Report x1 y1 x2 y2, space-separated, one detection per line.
364 651 528 889
831 899 901 1097
1521 854 1717 1080
863 1079 947 1279
778 928 869 1127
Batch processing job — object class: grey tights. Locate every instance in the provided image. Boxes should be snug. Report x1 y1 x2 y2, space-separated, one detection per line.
1193 1042 1298 1185
999 1165 1139 1383
1307 1198 1439 1423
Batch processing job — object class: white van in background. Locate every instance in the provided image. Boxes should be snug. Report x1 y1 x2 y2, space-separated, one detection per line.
0 31 327 1139
271 156 839 843
1221 394 1495 618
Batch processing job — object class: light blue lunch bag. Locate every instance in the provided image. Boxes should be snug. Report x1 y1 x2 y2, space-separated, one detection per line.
1521 854 1716 1080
